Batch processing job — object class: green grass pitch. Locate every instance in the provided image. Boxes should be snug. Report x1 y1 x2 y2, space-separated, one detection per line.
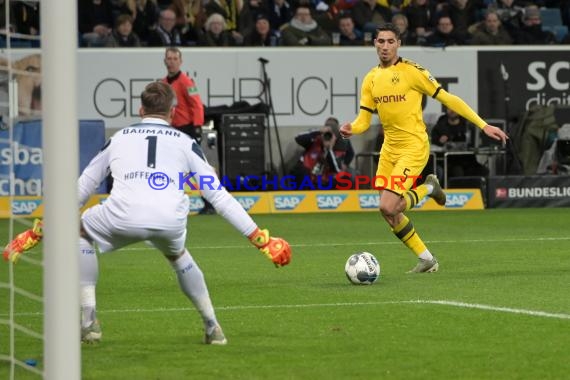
1 208 570 379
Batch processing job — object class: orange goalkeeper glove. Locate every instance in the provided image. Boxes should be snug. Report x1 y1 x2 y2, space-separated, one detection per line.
248 228 291 267
2 219 43 264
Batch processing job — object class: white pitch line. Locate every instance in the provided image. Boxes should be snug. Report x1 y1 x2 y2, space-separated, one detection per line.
402 300 570 320
3 300 569 320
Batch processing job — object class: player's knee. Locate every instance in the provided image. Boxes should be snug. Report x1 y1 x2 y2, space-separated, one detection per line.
379 203 398 217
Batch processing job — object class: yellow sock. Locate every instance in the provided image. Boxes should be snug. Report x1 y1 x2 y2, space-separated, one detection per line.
402 185 429 211
392 215 427 256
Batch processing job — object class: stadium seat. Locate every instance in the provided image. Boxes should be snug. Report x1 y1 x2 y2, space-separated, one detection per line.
542 25 568 42
0 36 34 48
540 8 563 27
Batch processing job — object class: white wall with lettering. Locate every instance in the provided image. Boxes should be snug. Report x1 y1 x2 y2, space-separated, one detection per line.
79 47 478 129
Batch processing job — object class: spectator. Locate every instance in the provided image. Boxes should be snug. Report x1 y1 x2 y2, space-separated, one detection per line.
403 0 436 43
513 5 556 44
377 0 411 15
238 0 271 37
337 14 364 46
431 108 471 150
156 0 172 10
12 1 40 36
562 1 570 28
147 8 185 46
469 9 513 45
205 0 243 31
78 0 114 47
392 13 417 45
280 5 331 45
167 0 203 44
119 0 160 44
312 0 342 35
198 12 243 46
444 0 479 36
351 0 392 34
290 117 355 189
423 15 468 46
105 14 142 47
336 0 358 11
0 0 13 35
266 0 293 30
243 13 280 46
431 108 488 180
493 0 525 36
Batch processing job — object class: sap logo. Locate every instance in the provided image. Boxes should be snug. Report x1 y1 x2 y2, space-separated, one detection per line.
445 193 473 208
12 200 42 215
317 194 347 209
359 194 379 209
274 195 304 210
236 196 259 211
189 197 205 212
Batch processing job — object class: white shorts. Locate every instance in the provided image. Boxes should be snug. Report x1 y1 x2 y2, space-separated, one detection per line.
81 204 187 256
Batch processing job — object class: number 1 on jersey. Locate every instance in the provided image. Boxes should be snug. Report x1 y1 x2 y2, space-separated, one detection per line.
146 136 157 168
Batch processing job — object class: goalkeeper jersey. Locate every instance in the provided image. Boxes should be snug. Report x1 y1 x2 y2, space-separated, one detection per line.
78 118 256 235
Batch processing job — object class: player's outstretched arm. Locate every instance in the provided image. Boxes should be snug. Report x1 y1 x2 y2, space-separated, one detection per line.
2 219 43 263
483 124 508 144
248 228 292 267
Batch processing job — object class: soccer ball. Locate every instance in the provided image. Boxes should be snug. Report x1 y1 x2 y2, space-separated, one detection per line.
345 252 380 285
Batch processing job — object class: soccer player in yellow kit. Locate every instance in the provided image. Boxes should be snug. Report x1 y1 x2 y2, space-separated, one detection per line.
340 23 508 273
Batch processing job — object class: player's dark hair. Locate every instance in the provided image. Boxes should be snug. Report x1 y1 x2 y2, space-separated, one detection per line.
376 23 401 40
141 81 175 116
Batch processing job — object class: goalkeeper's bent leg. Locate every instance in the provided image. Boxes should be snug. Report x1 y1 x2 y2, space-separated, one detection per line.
168 249 219 333
79 237 98 328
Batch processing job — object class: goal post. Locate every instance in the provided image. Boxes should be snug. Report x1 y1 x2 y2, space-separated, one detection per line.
41 1 81 379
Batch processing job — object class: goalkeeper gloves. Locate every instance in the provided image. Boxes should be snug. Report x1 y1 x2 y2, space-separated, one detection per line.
2 219 43 264
248 228 291 267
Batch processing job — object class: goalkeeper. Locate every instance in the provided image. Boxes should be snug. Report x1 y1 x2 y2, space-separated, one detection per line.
4 81 291 346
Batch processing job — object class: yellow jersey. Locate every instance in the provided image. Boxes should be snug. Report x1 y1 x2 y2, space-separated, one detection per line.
360 57 437 154
351 57 487 156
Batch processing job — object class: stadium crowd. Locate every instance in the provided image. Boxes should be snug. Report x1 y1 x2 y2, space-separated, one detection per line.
1 0 569 47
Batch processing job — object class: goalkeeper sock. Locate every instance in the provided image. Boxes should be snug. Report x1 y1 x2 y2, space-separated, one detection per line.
402 185 429 211
79 237 98 328
392 215 432 258
81 286 97 329
170 250 218 329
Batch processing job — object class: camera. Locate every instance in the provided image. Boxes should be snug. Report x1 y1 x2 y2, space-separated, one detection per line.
322 131 333 141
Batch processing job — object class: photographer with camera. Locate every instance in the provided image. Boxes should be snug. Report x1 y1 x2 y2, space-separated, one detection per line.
289 117 355 189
